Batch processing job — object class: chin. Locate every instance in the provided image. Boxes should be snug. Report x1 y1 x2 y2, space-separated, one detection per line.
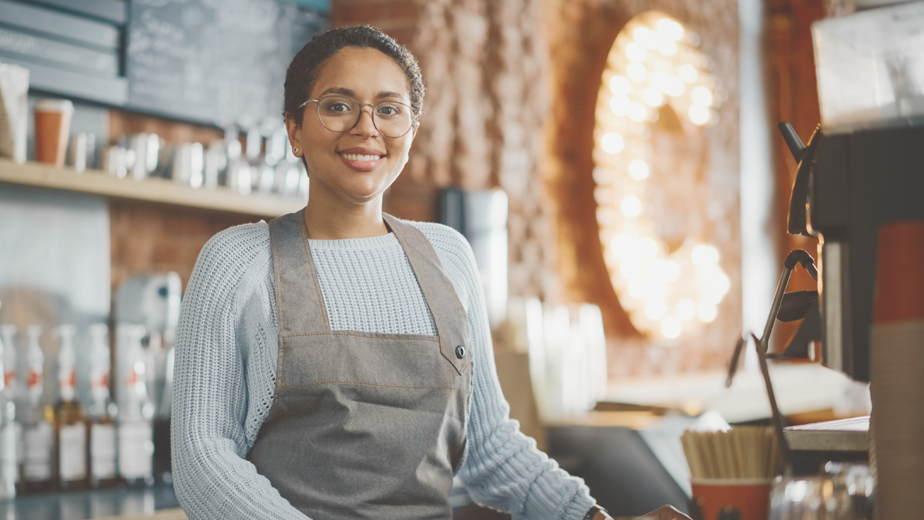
342 185 387 203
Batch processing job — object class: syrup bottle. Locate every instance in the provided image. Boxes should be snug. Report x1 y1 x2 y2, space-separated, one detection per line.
21 325 53 493
53 325 87 490
86 324 117 488
116 324 154 488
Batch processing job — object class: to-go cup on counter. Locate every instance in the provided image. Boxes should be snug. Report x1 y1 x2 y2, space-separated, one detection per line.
691 478 771 520
34 98 73 167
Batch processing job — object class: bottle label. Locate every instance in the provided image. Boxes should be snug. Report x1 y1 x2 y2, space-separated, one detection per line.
0 422 20 497
59 423 86 481
90 423 116 480
118 420 152 479
23 421 52 481
27 370 41 388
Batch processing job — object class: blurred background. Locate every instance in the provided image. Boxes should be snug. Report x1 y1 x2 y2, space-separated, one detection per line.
2 0 922 518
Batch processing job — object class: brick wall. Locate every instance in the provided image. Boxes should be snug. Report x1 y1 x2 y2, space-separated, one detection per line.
109 201 256 291
334 0 560 302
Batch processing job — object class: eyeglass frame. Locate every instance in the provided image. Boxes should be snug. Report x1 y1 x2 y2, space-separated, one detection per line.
294 95 419 138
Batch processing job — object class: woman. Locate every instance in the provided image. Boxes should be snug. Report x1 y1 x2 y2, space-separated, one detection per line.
172 25 689 520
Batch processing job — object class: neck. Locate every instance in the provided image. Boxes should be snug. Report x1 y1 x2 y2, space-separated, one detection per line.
303 187 389 240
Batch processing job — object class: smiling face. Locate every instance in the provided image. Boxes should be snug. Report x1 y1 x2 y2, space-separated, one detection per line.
286 46 418 209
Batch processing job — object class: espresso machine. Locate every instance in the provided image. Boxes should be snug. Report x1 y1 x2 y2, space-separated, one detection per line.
777 123 924 381
743 0 924 385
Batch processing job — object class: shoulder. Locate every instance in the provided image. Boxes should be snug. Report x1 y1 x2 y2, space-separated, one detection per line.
403 220 476 270
402 220 480 310
190 221 272 296
198 221 270 266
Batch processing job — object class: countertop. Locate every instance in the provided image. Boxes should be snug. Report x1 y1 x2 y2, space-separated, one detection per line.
2 485 183 520
602 362 864 424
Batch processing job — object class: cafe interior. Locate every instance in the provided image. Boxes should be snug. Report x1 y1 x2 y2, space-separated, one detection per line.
0 0 922 518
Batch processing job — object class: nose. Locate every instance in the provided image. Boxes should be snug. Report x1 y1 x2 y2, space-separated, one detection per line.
349 106 380 138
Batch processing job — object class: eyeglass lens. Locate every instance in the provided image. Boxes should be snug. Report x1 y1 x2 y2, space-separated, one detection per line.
315 95 413 138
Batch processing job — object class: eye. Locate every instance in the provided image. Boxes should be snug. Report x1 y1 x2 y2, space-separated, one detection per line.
375 103 404 118
319 97 355 114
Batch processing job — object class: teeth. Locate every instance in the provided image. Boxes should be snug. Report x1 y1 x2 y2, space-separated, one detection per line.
342 153 381 162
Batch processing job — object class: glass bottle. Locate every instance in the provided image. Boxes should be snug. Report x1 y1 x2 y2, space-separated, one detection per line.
21 325 53 494
116 324 154 488
53 325 87 490
86 324 117 488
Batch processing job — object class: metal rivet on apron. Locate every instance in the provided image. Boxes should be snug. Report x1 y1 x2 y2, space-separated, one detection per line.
455 345 466 359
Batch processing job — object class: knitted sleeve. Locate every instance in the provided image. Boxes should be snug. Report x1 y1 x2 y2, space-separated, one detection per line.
171 224 308 520
414 223 596 520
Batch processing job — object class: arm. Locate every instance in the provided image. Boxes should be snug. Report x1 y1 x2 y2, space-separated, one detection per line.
171 227 308 520
419 223 595 519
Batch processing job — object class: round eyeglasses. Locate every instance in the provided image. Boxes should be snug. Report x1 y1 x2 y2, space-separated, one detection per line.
296 95 417 138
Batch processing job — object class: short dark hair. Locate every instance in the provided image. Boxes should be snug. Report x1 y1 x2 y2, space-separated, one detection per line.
284 25 425 124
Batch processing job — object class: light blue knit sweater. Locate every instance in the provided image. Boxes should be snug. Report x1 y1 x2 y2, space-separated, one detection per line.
171 219 595 519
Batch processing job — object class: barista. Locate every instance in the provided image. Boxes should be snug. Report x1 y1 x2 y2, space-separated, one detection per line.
170 25 690 520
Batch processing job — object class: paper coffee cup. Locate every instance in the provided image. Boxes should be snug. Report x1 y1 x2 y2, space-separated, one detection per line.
691 478 771 520
34 99 74 167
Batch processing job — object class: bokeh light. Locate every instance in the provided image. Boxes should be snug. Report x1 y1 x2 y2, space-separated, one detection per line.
621 196 642 217
628 159 650 180
602 133 625 154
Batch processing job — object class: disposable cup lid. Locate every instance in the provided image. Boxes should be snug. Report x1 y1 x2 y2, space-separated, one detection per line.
35 98 74 114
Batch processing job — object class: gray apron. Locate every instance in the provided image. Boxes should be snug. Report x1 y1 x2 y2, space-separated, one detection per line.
247 210 473 519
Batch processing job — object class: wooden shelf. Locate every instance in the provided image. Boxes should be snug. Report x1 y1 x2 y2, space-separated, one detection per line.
0 158 304 218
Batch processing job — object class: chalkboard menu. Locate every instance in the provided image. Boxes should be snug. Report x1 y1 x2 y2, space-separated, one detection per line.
126 0 326 128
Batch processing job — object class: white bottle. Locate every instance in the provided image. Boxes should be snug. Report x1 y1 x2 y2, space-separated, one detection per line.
116 324 153 487
55 325 79 402
0 320 18 499
21 325 52 491
0 324 17 404
87 324 117 487
53 325 87 489
24 325 44 413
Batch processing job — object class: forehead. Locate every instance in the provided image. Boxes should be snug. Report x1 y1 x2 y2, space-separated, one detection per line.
310 47 410 100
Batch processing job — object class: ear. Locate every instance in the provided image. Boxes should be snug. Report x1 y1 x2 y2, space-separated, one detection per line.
285 113 304 156
410 121 420 139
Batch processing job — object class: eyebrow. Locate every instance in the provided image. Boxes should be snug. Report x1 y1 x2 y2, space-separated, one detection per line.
318 87 405 100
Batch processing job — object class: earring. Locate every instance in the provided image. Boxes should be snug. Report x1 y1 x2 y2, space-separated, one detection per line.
293 146 299 154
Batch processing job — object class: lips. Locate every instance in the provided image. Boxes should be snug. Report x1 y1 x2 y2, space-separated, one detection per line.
338 147 386 171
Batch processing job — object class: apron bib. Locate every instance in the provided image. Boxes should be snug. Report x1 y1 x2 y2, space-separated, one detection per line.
247 211 473 520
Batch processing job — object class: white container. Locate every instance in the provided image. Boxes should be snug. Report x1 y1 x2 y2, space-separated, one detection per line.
0 63 29 164
813 1 924 133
